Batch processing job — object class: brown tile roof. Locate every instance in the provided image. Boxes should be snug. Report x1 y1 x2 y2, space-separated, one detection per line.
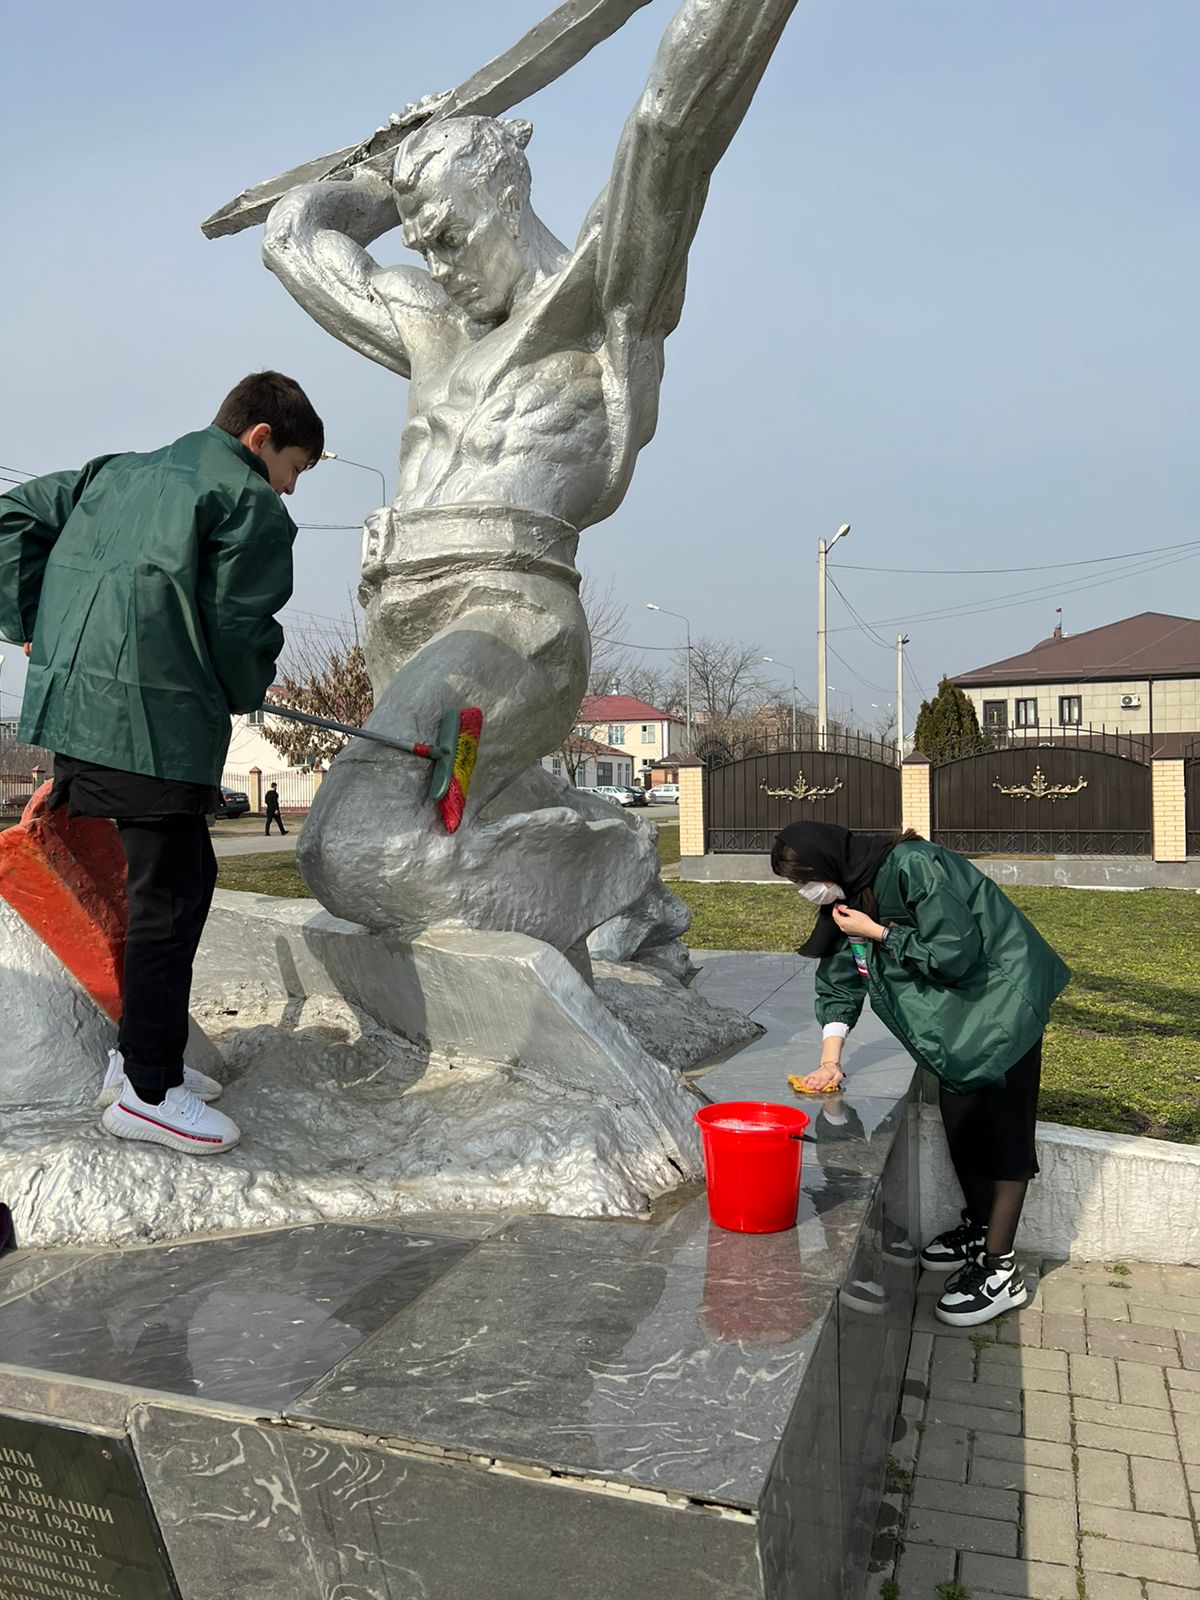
954 612 1200 687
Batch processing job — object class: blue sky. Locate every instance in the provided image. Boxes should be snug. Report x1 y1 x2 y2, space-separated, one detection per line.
1 0 1195 728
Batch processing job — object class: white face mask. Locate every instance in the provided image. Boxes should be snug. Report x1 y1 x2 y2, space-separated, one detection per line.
798 881 845 907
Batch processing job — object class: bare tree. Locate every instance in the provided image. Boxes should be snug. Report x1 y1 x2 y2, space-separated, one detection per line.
686 634 774 722
579 573 631 696
261 614 373 769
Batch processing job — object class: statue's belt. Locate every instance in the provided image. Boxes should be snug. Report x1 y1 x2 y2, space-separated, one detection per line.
362 504 581 588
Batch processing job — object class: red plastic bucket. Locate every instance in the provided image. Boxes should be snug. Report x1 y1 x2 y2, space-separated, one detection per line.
694 1101 811 1233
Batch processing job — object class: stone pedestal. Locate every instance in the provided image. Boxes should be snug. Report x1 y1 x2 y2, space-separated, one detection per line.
1 892 769 1248
0 955 920 1600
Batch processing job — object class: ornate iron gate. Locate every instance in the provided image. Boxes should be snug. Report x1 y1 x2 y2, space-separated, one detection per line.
933 730 1151 856
705 735 901 854
1187 758 1200 858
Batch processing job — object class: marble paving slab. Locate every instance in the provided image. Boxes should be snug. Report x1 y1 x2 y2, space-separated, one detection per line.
132 1402 765 1600
0 1224 471 1410
0 1244 95 1308
289 1238 839 1507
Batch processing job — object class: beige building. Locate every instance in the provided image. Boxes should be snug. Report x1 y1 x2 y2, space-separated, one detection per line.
571 694 683 787
954 612 1200 756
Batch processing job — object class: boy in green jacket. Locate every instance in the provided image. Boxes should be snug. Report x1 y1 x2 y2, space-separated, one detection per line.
0 372 323 1156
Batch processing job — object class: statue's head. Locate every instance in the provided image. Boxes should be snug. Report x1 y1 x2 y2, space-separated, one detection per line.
393 116 535 323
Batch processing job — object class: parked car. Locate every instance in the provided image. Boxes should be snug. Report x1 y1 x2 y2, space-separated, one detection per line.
618 785 649 807
576 785 637 807
1 791 31 816
214 787 251 819
650 783 680 803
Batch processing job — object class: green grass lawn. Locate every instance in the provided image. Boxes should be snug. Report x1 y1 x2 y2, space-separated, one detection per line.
677 879 1200 1145
215 851 1200 1144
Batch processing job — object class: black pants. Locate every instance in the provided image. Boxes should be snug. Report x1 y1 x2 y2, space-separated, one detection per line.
938 1037 1043 1184
265 810 286 835
117 817 218 1101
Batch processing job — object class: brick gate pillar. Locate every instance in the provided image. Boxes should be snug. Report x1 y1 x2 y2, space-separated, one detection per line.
248 768 264 814
678 758 705 857
1152 758 1186 862
901 751 932 838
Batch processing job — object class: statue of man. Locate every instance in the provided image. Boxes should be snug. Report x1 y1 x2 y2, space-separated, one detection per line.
264 0 795 948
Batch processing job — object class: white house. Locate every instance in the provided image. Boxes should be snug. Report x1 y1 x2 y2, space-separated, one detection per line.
542 736 635 789
573 694 682 787
223 708 319 810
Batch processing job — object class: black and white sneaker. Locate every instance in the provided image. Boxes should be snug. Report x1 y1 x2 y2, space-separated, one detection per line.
935 1251 1029 1327
919 1209 985 1273
840 1277 890 1316
881 1218 919 1268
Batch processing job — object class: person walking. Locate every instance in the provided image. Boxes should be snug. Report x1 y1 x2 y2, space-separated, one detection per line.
264 783 287 836
772 821 1069 1328
0 371 323 1156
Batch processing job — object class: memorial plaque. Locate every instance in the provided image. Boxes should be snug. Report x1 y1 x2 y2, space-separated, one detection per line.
0 1415 178 1600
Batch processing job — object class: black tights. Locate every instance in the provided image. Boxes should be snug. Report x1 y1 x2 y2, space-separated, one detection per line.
938 1038 1042 1257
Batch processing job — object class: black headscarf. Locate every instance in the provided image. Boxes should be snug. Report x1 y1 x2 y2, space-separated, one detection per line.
775 822 898 960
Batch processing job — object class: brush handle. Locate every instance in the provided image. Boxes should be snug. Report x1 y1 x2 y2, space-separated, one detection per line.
263 704 443 761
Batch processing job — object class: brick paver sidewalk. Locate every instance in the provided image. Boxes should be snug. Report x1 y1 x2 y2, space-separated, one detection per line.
868 1257 1200 1599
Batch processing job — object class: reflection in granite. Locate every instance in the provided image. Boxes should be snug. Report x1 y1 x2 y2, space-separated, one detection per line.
838 1116 919 1599
758 1309 843 1600
0 1246 93 1308
0 1225 470 1409
133 1405 763 1600
291 1240 837 1506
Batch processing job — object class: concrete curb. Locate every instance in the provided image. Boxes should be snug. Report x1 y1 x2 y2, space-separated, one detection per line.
919 1102 1200 1265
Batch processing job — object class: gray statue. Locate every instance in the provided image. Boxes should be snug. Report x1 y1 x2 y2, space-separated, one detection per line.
255 0 795 948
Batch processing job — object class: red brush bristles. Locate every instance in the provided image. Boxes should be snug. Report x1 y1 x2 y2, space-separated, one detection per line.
437 707 483 834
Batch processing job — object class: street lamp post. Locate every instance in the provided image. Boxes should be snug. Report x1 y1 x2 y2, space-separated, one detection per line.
763 656 798 749
646 603 692 749
320 451 388 509
896 634 910 762
817 522 851 749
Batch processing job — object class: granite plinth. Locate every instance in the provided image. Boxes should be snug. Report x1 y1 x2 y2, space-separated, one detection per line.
0 954 919 1599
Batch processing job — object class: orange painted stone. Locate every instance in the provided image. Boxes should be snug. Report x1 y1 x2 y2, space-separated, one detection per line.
0 782 127 1021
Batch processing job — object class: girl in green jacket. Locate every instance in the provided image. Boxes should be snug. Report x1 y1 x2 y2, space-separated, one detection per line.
772 821 1070 1328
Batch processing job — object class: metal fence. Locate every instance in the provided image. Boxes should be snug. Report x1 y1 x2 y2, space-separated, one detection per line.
705 741 901 853
972 723 1154 762
219 768 320 812
695 728 899 768
933 730 1152 857
1186 758 1200 859
0 772 37 816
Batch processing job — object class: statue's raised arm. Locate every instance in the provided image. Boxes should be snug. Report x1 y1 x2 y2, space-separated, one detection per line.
598 0 796 338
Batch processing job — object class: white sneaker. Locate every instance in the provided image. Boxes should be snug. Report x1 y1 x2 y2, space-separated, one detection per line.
97 1048 222 1110
101 1084 240 1156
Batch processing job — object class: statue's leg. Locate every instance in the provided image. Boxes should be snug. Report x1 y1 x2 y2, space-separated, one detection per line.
297 517 658 948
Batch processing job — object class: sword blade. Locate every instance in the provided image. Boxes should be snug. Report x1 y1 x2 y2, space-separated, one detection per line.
201 0 652 239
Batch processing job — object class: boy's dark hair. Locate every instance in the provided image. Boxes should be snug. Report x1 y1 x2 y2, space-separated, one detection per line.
213 372 325 461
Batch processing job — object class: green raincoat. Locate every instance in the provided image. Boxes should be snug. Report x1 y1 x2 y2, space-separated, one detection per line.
816 840 1069 1092
0 427 294 786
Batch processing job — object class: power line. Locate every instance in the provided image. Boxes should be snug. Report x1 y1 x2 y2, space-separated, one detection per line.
592 633 679 653
829 548 1199 634
827 643 892 696
827 574 895 652
831 538 1200 576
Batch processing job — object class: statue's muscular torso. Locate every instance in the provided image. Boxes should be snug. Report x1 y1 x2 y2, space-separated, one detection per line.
376 258 624 531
